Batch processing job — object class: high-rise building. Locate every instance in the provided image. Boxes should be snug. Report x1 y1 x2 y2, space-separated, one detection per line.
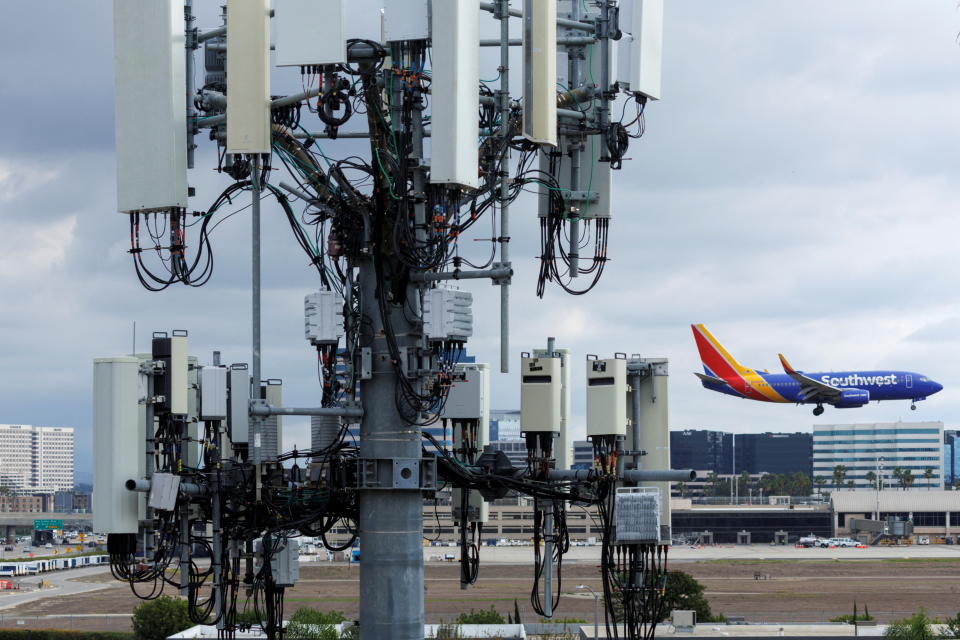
735 432 812 477
813 421 943 489
670 429 733 475
489 410 520 441
572 440 592 470
944 431 960 486
0 424 75 494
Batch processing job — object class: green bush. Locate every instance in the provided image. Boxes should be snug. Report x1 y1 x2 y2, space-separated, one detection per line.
289 608 347 625
884 610 937 640
131 596 193 640
285 607 346 640
661 570 715 623
455 606 505 625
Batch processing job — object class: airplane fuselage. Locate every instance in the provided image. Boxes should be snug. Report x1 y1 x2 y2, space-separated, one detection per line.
705 368 940 405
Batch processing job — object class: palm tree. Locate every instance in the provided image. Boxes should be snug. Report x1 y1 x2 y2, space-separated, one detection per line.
923 467 934 490
846 480 856 490
865 471 877 490
892 467 905 490
902 469 915 490
832 465 848 490
676 482 688 498
814 476 827 496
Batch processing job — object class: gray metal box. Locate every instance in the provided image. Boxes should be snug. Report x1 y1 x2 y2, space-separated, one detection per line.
228 367 250 444
443 367 484 420
200 366 228 420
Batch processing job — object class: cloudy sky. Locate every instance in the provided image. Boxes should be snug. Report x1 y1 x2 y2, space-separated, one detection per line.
1 2 959 481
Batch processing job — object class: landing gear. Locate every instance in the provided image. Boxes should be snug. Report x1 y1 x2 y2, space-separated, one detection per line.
813 404 825 417
911 404 917 411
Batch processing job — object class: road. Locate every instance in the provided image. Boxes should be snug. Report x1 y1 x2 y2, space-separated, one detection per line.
0 566 113 611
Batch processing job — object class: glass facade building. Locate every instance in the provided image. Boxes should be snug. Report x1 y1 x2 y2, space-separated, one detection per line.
734 432 812 476
813 421 944 489
670 429 734 475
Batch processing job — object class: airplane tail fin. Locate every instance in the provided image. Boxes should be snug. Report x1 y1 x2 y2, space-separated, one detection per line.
778 353 797 375
691 324 749 379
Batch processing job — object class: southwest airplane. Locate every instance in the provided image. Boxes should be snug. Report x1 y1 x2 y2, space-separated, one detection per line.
692 324 943 416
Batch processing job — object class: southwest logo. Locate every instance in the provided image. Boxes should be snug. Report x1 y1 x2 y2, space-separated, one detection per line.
819 374 897 387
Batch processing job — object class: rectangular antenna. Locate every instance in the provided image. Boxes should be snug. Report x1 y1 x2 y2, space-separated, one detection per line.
226 0 271 153
113 0 187 213
429 0 480 188
522 0 557 146
275 0 347 66
384 0 430 42
619 0 663 100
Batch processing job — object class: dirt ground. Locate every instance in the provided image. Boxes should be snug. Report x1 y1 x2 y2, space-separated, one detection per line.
4 558 960 630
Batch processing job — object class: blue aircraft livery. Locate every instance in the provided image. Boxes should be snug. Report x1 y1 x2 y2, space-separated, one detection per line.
691 324 943 416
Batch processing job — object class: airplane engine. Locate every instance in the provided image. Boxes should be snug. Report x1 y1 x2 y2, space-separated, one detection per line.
835 389 870 408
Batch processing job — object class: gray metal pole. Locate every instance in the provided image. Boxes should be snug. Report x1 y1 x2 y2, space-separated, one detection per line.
250 156 263 464
357 264 424 640
543 507 553 618
594 592 599 640
497 0 511 374
566 0 583 279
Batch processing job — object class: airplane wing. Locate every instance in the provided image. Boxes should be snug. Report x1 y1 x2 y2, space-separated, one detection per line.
778 353 842 403
693 372 730 387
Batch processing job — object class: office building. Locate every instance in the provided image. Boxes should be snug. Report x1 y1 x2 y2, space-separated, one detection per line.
944 431 960 486
813 421 943 489
573 440 592 470
0 424 74 494
671 429 733 475
735 432 812 477
488 440 527 469
490 410 520 441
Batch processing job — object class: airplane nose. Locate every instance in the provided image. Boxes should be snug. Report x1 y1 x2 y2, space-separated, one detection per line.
931 380 944 394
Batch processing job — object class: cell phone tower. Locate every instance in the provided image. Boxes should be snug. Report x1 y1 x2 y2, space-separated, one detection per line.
96 2 690 640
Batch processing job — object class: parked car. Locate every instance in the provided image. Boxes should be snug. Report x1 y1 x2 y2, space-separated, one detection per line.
2 546 12 552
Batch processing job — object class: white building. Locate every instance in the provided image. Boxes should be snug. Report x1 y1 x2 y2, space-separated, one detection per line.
813 421 943 489
0 424 75 493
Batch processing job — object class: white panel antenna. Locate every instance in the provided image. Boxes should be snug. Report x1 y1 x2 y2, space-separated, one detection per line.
384 0 430 42
226 0 271 153
275 0 347 66
93 357 145 534
618 0 663 100
113 0 188 213
522 0 557 146
429 0 480 189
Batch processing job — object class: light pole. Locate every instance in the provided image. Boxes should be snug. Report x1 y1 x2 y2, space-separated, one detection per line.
875 457 884 521
577 584 600 640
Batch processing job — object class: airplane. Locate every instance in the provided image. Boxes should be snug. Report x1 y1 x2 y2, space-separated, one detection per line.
691 323 943 416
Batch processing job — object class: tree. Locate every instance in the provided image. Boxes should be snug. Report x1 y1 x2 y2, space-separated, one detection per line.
832 465 848 489
846 480 856 490
923 467 934 490
788 471 812 496
902 469 915 490
814 476 827 496
660 570 717 623
132 596 193 640
893 467 905 489
738 470 752 496
865 471 877 489
884 609 936 640
676 482 688 498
